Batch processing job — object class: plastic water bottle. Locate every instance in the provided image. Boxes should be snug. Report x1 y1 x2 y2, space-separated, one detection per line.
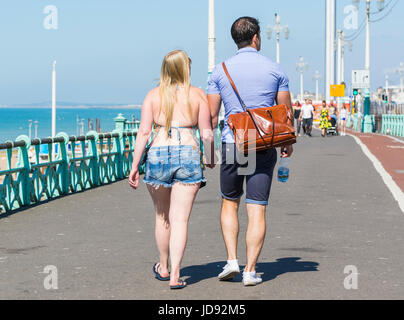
277 157 290 183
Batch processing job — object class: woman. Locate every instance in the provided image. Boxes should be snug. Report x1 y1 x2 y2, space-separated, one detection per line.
128 50 214 290
319 100 330 137
293 101 302 137
339 106 348 136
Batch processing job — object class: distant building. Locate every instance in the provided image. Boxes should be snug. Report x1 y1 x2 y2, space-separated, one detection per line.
293 91 325 103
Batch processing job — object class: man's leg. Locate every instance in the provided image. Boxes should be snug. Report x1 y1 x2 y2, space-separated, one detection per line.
243 148 276 286
245 204 267 273
308 119 313 136
220 198 240 261
218 143 244 280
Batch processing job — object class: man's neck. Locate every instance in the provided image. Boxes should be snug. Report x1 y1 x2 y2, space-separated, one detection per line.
238 45 258 51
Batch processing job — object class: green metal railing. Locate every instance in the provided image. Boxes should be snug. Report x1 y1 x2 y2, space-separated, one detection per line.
347 113 404 136
347 113 363 132
0 129 139 214
0 113 223 215
381 114 404 137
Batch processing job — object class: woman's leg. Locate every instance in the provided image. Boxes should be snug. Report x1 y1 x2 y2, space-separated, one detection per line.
147 185 172 278
168 183 200 286
297 120 302 135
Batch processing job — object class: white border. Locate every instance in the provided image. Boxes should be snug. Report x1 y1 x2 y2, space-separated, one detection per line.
386 135 404 145
348 134 404 213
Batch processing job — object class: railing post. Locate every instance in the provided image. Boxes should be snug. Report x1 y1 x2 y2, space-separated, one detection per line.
15 135 31 207
56 132 70 195
114 114 127 132
112 130 124 179
86 131 100 187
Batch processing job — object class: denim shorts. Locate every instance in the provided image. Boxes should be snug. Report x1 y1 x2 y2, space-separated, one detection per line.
143 145 205 188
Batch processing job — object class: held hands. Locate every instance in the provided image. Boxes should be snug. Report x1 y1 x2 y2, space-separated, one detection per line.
128 167 140 190
204 154 216 169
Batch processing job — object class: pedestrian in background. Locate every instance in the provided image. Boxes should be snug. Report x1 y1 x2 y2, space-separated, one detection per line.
319 100 330 137
339 106 348 136
294 101 302 137
300 98 315 137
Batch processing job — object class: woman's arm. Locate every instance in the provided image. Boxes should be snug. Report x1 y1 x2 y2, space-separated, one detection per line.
197 89 215 168
128 90 154 189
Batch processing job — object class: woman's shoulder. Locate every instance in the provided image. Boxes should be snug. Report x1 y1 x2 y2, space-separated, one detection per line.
190 86 206 97
146 87 160 98
143 87 160 105
189 86 207 103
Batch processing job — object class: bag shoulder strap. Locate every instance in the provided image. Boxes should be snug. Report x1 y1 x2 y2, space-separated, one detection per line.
222 62 248 112
222 62 271 149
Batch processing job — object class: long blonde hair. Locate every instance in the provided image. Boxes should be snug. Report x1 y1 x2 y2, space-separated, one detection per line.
159 50 192 133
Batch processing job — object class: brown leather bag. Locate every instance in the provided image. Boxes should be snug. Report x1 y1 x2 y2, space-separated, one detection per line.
223 62 296 153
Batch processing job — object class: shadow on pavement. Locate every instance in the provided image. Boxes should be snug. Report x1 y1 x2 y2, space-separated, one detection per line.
181 257 319 285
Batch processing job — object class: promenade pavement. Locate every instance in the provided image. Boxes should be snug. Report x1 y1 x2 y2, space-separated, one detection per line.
0 130 403 300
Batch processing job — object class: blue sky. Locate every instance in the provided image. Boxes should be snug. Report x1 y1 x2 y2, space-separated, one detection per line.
0 0 403 105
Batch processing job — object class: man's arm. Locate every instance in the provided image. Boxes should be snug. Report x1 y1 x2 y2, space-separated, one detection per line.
277 91 293 123
207 94 222 130
276 90 294 158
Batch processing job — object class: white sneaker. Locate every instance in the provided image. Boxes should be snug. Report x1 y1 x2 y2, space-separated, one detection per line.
218 260 240 281
243 271 263 287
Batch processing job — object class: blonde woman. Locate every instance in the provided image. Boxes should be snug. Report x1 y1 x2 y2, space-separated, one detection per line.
128 50 214 290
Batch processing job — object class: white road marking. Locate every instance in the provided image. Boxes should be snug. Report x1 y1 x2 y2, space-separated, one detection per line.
386 136 404 145
387 146 404 149
348 134 404 214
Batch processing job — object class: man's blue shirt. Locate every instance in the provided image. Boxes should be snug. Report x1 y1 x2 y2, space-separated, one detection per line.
207 47 290 143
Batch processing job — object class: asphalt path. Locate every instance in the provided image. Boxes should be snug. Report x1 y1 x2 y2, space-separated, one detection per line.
0 130 403 300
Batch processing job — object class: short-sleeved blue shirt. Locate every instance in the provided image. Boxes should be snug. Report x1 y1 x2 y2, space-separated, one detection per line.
207 47 290 143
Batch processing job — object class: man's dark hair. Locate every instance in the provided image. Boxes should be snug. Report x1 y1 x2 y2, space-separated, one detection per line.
231 17 260 49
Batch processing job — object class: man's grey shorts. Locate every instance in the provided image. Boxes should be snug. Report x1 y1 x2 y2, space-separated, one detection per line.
220 143 277 206
303 118 313 128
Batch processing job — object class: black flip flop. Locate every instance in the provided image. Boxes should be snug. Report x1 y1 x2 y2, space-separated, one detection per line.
170 279 187 290
153 263 170 281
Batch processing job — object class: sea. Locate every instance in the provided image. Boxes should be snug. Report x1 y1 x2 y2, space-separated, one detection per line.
0 107 142 144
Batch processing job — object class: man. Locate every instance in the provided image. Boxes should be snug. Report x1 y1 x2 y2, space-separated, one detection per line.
208 17 293 287
300 99 315 137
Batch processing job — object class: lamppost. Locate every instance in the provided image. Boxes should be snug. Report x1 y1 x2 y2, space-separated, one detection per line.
51 61 56 138
28 120 33 140
296 57 309 101
80 119 85 136
313 71 322 102
267 13 289 64
325 0 336 102
34 121 38 138
396 62 404 93
352 0 385 119
76 115 80 136
51 60 57 161
208 0 216 75
337 30 352 85
352 0 385 71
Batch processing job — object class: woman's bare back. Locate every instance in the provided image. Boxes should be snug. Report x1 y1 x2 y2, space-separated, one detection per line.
149 86 208 147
